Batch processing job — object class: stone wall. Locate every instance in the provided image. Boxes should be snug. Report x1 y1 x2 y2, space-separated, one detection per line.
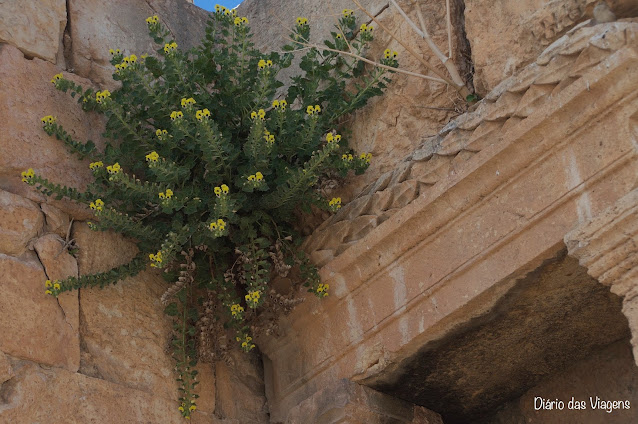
0 1 268 423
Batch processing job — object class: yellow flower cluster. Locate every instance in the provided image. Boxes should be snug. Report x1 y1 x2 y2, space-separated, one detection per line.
209 218 227 237
163 42 178 54
95 90 111 104
342 153 354 163
89 198 105 212
145 151 159 163
195 108 211 122
316 283 329 297
41 115 56 125
149 251 163 268
306 105 321 115
384 49 399 59
236 334 255 352
263 130 275 145
296 17 308 26
178 401 196 414
250 109 266 121
106 163 121 174
51 73 63 85
257 59 273 70
170 110 184 121
328 197 342 211
342 9 354 18
159 188 174 200
234 16 249 26
21 168 35 183
360 23 373 33
108 48 122 56
272 99 287 110
181 97 196 108
213 184 229 197
145 15 159 25
245 290 261 308
122 54 137 65
247 172 264 183
44 279 62 295
89 161 104 171
326 133 341 144
230 303 244 318
360 152 372 164
156 129 168 140
215 4 236 16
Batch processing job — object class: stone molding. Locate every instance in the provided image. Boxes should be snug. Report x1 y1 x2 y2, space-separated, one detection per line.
566 188 638 297
260 21 638 421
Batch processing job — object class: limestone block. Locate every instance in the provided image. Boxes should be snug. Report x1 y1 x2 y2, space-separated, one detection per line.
72 221 138 274
0 360 200 424
0 0 66 63
33 234 78 281
41 203 71 238
215 350 269 423
0 252 79 371
67 0 212 88
0 189 44 256
0 44 105 219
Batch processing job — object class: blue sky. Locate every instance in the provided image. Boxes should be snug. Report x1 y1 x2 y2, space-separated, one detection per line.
194 0 242 11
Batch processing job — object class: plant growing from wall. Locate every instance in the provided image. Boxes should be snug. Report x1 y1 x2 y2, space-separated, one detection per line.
22 6 397 419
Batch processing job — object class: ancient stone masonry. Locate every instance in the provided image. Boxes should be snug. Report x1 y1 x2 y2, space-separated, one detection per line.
257 19 638 422
303 20 638 268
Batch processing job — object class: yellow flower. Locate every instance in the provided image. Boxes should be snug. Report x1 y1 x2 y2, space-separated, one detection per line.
149 251 163 267
145 151 159 163
384 49 391 59
164 42 178 54
129 54 137 64
247 174 256 182
95 90 111 104
279 99 287 110
326 133 334 143
189 405 196 412
209 222 217 230
221 184 229 194
255 172 263 181
21 168 35 183
296 17 308 26
165 189 173 198
306 105 315 115
45 280 53 288
109 48 116 56
360 23 368 31
51 73 63 84
181 97 196 108
145 15 159 25
342 9 354 18
89 161 104 171
106 163 121 174
214 186 222 197
217 218 226 230
272 100 279 109
336 34 342 39
170 111 183 120
53 282 61 290
178 406 184 412
258 109 265 120
328 197 342 211
45 290 52 295
41 115 56 125
159 192 165 199
257 59 266 70
90 198 105 212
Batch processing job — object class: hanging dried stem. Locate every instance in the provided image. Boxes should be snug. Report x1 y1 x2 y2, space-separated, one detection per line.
355 0 470 96
161 248 195 305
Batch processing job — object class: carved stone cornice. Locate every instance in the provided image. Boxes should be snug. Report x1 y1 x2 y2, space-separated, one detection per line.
566 189 638 297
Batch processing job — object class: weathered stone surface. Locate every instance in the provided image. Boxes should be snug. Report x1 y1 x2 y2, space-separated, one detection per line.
489 341 638 424
0 252 79 371
0 44 105 219
0 189 44 256
284 378 443 424
465 0 638 94
215 350 269 423
41 203 71 238
67 0 212 88
0 0 66 63
33 233 79 281
72 222 138 274
0 359 207 424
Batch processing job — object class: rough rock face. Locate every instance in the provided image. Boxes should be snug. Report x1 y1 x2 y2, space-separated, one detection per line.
0 43 105 219
0 189 44 256
0 0 66 63
465 0 638 94
67 0 212 88
0 252 79 372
